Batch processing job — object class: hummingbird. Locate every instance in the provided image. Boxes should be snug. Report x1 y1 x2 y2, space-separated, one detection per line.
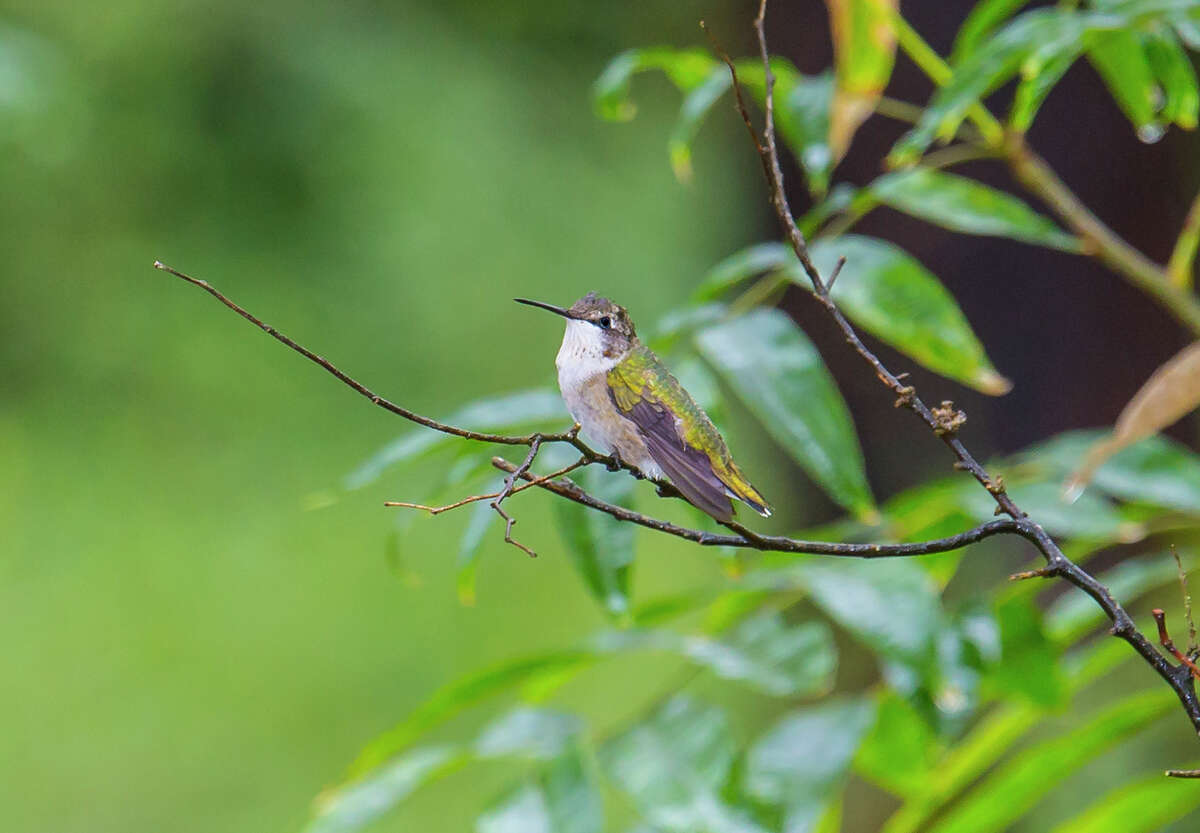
515 292 771 523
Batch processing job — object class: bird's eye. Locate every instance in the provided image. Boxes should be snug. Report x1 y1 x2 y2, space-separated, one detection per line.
598 316 612 329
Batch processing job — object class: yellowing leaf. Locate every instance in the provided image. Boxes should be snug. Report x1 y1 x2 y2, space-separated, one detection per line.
825 0 898 161
1067 340 1200 498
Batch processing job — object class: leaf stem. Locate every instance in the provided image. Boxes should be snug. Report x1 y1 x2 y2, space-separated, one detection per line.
1167 186 1200 290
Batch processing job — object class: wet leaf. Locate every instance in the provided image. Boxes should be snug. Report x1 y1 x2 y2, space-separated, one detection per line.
593 48 717 121
926 690 1173 833
345 390 565 489
744 698 876 833
476 749 604 833
554 467 635 619
1009 50 1077 133
306 746 464 833
825 0 897 161
890 3 1200 165
602 697 766 833
591 612 836 697
1047 770 1200 833
869 168 1079 251
799 559 943 673
1145 26 1199 129
983 596 1064 707
697 308 875 518
474 707 583 761
1087 30 1160 136
668 66 731 182
951 0 1032 63
808 235 1011 394
855 690 939 796
1066 340 1200 498
349 651 594 775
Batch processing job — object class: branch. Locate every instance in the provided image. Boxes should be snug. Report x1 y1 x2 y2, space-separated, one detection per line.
1168 185 1200 290
713 0 1200 735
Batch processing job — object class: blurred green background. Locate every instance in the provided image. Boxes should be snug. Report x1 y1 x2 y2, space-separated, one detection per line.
6 1 1200 832
0 1 762 830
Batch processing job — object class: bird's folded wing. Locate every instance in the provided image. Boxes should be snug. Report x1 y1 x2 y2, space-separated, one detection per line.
616 396 734 522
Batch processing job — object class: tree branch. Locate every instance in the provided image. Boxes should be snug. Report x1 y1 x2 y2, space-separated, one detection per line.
713 0 1200 735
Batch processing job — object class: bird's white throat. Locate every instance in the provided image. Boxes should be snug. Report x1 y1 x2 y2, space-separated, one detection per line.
555 319 618 391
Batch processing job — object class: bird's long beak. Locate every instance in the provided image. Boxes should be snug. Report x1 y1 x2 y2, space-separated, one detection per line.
514 298 577 319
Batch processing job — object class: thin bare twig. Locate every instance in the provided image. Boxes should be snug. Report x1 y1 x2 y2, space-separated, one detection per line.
384 459 588 515
1173 545 1197 653
1153 609 1200 681
489 438 543 557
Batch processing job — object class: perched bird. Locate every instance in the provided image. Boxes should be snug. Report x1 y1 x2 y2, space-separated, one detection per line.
515 292 771 523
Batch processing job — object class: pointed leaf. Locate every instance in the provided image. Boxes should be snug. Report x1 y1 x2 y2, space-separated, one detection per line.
926 690 1174 833
888 3 1200 164
1048 770 1200 833
854 690 939 796
799 559 943 673
477 750 604 833
345 390 565 489
1009 50 1076 133
306 746 465 833
474 707 583 761
349 651 594 775
668 66 732 182
808 235 1011 394
554 467 635 619
696 308 875 518
1145 26 1199 129
602 697 767 833
457 483 502 605
593 48 717 121
951 0 1032 63
1067 340 1200 497
983 595 1064 707
744 698 876 833
869 168 1079 251
1087 30 1161 137
1022 430 1200 514
825 0 898 161
591 613 837 697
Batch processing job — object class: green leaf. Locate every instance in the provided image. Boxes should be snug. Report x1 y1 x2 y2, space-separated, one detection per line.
696 308 875 518
1009 50 1075 133
825 0 898 161
474 707 583 761
697 242 796 301
554 467 635 619
668 66 732 182
960 481 1127 540
306 746 465 833
855 690 939 795
734 62 836 196
869 168 1079 251
744 697 876 833
1087 30 1161 138
345 389 565 489
951 0 1032 63
349 651 594 775
808 235 1011 395
1145 26 1200 130
1047 770 1200 833
881 639 1133 833
591 612 837 697
983 595 1064 707
477 749 604 833
602 697 766 833
593 48 717 122
1022 430 1200 514
799 559 942 672
926 690 1174 833
889 3 1200 164
457 484 501 605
